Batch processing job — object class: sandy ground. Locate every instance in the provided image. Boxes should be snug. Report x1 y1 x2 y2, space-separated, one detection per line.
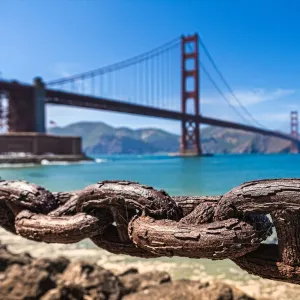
1 228 300 300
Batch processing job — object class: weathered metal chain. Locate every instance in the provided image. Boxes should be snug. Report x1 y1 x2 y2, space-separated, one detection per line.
0 179 299 284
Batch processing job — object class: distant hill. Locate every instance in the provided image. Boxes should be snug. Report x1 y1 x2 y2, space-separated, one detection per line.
201 127 292 154
49 122 293 154
49 122 179 154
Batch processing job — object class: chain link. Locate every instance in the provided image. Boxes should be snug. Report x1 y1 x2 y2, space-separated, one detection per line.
0 179 299 284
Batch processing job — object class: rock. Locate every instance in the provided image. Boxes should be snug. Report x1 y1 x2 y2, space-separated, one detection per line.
41 284 86 300
32 256 70 278
0 263 56 299
0 244 69 299
0 241 265 300
118 268 139 277
0 242 32 271
204 281 255 300
123 279 256 300
119 269 171 294
58 261 123 300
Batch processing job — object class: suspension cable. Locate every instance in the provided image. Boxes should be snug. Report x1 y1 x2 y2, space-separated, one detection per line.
200 63 252 124
47 37 180 86
199 37 265 128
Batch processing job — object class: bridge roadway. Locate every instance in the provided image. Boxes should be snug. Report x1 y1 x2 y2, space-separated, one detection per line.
0 80 298 144
46 88 299 144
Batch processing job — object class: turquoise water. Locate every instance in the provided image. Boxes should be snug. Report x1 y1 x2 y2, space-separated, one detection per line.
1 154 300 196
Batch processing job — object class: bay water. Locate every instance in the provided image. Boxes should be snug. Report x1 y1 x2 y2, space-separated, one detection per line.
2 153 300 194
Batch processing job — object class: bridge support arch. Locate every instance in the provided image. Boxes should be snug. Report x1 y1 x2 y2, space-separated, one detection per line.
180 34 202 156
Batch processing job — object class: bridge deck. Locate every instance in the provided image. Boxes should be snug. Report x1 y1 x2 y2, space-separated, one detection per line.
46 88 298 143
0 80 298 144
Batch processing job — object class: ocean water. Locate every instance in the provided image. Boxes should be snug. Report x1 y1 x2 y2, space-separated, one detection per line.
1 153 300 195
2 154 300 299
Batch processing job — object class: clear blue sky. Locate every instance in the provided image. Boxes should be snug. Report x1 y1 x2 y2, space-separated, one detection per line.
1 0 300 133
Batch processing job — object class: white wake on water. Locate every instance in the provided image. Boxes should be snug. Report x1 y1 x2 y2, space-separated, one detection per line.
0 158 108 169
41 160 71 166
95 158 107 163
40 158 108 166
0 163 38 169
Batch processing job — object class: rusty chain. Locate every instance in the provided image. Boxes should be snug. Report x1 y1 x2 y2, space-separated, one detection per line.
0 179 300 284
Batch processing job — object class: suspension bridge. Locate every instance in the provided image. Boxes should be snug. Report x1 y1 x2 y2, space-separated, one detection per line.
0 34 299 155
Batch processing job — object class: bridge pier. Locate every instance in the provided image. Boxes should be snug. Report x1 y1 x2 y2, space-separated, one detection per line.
291 142 299 154
290 111 299 153
180 34 202 156
7 78 46 133
33 77 46 133
7 82 35 132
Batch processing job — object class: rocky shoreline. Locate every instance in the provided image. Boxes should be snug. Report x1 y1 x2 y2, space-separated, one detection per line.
0 242 266 300
0 154 93 165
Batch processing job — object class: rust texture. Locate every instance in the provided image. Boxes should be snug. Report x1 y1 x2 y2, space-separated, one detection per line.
0 179 299 284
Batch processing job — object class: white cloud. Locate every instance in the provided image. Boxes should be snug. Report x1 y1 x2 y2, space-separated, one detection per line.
202 88 295 106
48 66 93 95
254 112 289 122
50 62 82 78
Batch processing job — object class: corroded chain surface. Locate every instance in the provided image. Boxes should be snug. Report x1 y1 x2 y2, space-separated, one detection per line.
0 179 300 284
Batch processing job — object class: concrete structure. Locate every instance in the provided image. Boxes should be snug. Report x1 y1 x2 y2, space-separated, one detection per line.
7 82 36 132
0 133 81 155
6 78 46 133
34 77 46 133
